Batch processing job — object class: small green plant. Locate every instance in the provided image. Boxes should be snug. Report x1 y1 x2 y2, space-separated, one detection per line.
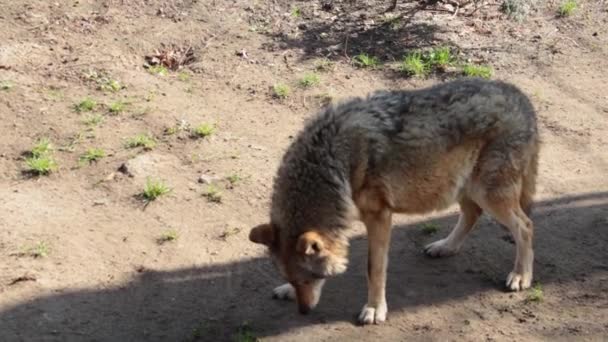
400 51 429 77
143 178 171 202
558 0 577 17
26 138 57 175
83 114 104 127
26 155 58 175
79 148 105 164
108 100 126 114
353 53 379 68
102 79 122 92
74 98 97 112
84 70 122 92
527 283 544 302
178 71 191 82
193 123 215 138
427 47 453 68
31 138 53 157
272 83 290 99
314 58 335 72
235 322 259 342
462 64 493 79
148 65 168 76
203 185 222 203
125 133 156 150
158 229 178 244
421 223 439 235
0 80 13 91
299 73 320 88
291 7 302 18
28 241 50 258
164 126 179 135
226 173 242 185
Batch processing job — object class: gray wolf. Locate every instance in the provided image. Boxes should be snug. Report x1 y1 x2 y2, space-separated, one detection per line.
249 78 539 324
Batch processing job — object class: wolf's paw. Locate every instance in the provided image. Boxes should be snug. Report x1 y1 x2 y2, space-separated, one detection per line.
506 271 532 291
424 238 459 258
358 303 387 325
272 283 295 300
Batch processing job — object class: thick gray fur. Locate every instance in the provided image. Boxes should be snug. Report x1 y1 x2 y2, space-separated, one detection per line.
270 78 538 240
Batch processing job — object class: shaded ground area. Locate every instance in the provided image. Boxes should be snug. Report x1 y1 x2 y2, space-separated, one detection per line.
1 193 607 341
1 0 607 341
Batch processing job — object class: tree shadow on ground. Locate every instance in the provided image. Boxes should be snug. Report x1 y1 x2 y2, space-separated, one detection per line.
262 0 456 65
1 192 607 341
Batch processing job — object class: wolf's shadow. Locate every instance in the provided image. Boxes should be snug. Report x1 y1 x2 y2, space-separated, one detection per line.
1 192 607 341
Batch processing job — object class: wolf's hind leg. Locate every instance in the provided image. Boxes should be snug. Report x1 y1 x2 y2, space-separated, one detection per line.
425 197 482 257
479 193 534 291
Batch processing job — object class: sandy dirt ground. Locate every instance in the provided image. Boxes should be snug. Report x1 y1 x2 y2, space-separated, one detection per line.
1 0 607 341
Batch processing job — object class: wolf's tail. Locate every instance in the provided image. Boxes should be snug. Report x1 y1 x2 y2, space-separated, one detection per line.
520 144 539 216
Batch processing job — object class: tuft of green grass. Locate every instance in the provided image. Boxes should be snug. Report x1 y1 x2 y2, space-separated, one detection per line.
527 283 544 302
26 155 58 175
192 123 215 138
28 241 50 258
26 138 57 175
272 83 290 99
235 322 259 342
158 229 178 244
421 223 439 235
79 148 105 164
125 133 156 150
353 53 379 69
148 65 168 76
299 73 320 88
108 100 126 114
164 126 179 135
100 79 122 92
84 70 122 92
558 0 577 17
202 185 222 203
291 7 302 18
74 98 97 112
226 173 242 185
31 138 53 157
462 64 493 79
1 80 14 91
400 51 429 77
178 71 191 82
314 58 335 72
83 114 104 127
143 178 171 202
427 47 453 68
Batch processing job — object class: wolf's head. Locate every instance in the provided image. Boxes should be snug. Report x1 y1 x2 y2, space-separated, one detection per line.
249 223 349 313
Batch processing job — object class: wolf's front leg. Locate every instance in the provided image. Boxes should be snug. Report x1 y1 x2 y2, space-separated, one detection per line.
359 210 392 325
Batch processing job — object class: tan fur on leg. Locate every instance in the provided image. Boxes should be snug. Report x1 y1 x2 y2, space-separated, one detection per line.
358 210 392 325
425 197 482 257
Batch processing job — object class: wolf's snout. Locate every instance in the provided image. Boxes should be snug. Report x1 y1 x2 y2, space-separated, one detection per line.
298 303 312 314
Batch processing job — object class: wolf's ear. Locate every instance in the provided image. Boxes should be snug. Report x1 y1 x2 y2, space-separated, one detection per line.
296 231 325 256
249 223 275 246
